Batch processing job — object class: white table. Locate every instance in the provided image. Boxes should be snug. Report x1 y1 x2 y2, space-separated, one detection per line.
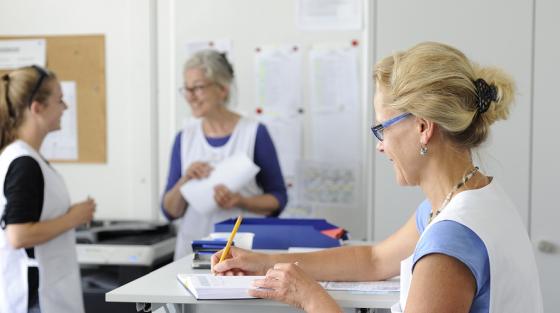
106 253 399 313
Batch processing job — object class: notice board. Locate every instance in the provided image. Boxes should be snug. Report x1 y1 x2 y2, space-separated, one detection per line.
0 34 106 163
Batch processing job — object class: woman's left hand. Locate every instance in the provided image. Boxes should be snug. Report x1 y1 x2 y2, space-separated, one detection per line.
250 263 341 312
214 184 243 209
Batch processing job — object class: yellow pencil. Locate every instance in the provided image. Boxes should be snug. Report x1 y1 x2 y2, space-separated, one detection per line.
218 215 243 263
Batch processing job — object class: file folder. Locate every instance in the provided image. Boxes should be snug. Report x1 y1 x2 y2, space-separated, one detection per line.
214 218 347 249
191 239 229 269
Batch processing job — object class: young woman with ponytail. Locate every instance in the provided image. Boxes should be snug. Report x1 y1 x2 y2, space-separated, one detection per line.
0 66 96 313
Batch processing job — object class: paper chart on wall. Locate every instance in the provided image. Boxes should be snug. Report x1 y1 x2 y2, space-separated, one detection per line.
0 39 46 70
309 44 360 114
40 81 78 160
255 113 303 178
310 109 361 165
296 160 357 207
296 0 363 31
254 45 303 116
308 44 361 164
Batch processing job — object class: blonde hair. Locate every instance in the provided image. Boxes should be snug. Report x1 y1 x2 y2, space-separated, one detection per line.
374 42 515 149
0 66 57 151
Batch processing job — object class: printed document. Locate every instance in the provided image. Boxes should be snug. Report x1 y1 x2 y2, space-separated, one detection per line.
177 273 264 300
321 278 400 293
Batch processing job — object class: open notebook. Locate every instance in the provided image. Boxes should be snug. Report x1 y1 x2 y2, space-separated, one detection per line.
177 274 265 300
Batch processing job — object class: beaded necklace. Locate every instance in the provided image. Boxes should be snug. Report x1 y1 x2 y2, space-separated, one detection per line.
428 166 479 224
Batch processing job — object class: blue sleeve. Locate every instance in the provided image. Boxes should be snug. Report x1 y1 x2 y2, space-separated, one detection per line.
413 220 490 296
415 199 432 233
160 132 182 221
254 124 287 217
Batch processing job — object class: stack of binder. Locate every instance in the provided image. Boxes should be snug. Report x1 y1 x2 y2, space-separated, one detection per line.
214 218 347 249
191 239 229 269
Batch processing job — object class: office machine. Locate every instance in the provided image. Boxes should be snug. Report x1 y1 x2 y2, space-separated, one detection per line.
76 221 176 313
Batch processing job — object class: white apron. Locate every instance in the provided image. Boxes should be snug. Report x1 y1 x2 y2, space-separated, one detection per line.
391 179 543 313
174 117 263 259
0 140 84 313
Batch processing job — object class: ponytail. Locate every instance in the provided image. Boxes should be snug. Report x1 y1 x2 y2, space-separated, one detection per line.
0 66 56 151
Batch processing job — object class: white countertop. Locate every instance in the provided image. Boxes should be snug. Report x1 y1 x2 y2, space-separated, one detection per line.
106 253 399 309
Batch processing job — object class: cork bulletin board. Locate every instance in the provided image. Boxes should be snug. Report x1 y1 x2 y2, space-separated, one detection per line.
0 34 106 163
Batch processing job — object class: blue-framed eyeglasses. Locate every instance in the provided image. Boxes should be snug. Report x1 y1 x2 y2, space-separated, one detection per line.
370 112 412 141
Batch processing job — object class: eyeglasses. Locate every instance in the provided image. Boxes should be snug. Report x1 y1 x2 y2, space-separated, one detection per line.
178 83 215 97
371 112 412 141
28 65 48 106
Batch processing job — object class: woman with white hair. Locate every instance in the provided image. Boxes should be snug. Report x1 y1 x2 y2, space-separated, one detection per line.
162 50 287 259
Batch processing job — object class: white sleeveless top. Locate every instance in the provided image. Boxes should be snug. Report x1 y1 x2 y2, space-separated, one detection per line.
174 117 263 259
392 179 543 313
0 140 84 313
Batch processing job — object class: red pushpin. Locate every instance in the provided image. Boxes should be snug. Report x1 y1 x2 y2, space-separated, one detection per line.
256 107 263 114
351 39 359 47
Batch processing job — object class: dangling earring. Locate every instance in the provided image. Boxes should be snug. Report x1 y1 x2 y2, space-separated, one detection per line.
420 144 428 156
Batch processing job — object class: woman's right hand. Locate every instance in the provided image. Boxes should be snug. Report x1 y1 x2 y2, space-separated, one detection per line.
211 246 272 276
184 161 213 181
67 198 96 227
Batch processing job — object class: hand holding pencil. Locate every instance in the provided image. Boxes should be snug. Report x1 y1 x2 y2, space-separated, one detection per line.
211 216 271 276
218 215 243 264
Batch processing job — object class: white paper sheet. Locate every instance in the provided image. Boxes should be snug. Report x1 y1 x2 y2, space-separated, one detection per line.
310 109 361 164
0 39 46 69
254 45 303 115
321 278 400 293
40 81 79 160
180 154 260 214
309 44 361 164
296 160 357 207
177 273 263 299
255 113 302 178
309 44 360 114
296 0 363 31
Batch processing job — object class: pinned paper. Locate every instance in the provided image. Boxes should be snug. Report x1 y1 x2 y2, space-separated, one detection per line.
0 39 46 69
254 45 303 116
40 81 78 160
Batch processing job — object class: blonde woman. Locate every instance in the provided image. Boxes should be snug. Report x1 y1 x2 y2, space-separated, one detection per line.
212 42 543 313
0 66 95 313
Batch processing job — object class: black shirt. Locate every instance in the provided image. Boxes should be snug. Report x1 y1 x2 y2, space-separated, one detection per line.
1 156 44 309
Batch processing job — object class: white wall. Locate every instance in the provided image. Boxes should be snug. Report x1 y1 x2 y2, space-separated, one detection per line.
0 0 159 221
532 1 560 311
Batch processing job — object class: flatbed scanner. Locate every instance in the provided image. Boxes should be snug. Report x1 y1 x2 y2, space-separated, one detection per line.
77 222 176 313
76 221 176 266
